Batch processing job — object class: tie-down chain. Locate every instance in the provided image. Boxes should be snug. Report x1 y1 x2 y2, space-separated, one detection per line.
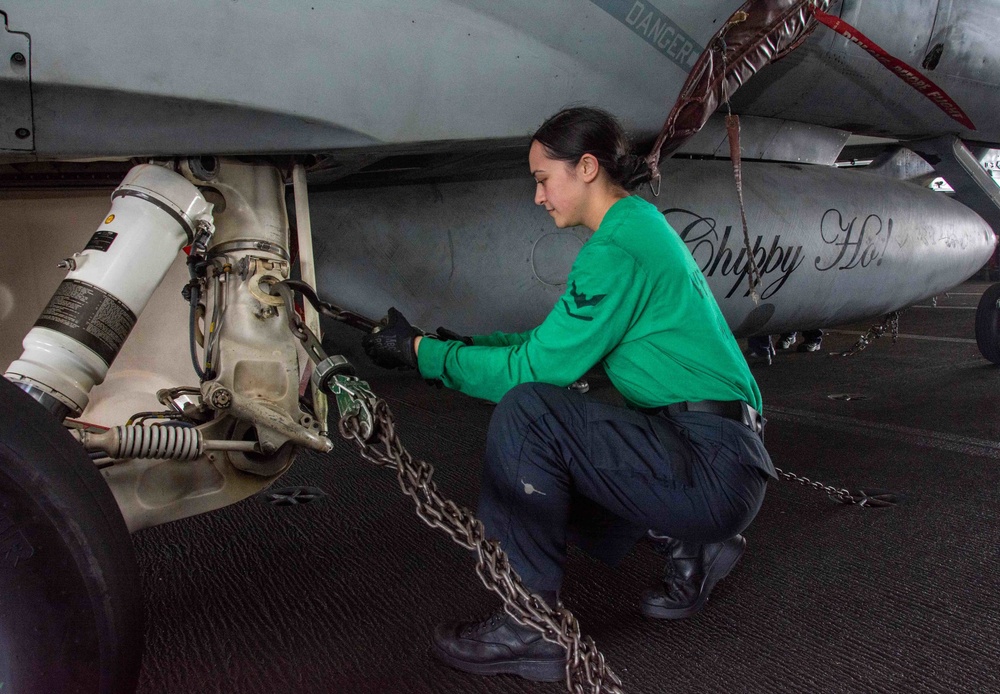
775 310 902 505
268 279 895 692
771 468 897 506
838 311 901 357
266 280 625 694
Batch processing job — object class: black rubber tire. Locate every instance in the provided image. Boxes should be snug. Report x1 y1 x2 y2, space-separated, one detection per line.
975 283 1000 365
0 377 143 694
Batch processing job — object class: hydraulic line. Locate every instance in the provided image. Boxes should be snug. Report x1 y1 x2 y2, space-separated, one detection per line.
204 260 230 378
187 279 207 380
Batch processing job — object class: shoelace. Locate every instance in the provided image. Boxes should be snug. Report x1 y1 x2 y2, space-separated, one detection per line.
460 610 506 638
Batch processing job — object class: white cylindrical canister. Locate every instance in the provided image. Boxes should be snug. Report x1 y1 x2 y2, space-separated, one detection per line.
5 164 214 417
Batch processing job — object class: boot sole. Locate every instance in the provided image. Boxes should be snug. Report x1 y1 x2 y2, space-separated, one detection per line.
430 643 565 682
641 536 746 620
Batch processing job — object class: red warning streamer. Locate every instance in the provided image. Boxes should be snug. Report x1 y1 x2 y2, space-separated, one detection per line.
811 6 976 131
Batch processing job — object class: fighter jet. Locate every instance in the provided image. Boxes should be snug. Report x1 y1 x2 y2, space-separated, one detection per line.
0 2 998 693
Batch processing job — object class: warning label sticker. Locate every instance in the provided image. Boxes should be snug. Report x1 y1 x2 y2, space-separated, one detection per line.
84 229 118 252
589 0 702 70
34 279 137 365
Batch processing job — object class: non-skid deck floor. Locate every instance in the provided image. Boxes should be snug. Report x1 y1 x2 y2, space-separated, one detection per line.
134 281 1000 694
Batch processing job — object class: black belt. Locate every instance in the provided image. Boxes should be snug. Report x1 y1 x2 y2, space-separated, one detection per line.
647 400 763 435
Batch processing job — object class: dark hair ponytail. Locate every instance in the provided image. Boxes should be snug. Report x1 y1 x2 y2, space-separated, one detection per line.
531 107 651 192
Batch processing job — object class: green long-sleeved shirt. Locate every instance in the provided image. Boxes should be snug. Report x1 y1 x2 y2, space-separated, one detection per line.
417 195 762 412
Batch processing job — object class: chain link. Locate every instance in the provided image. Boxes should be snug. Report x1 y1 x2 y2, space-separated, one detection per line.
336 398 624 694
774 466 863 504
774 467 897 507
838 311 901 357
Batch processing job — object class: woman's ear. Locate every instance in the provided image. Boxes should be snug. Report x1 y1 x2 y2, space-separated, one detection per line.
577 153 600 183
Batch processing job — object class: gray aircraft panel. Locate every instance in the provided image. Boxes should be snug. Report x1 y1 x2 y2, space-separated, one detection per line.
929 0 998 86
676 115 850 164
3 1 998 159
0 0 740 157
836 0 940 62
732 1 1000 144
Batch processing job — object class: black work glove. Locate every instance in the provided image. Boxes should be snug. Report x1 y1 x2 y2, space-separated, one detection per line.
362 307 420 370
435 326 474 345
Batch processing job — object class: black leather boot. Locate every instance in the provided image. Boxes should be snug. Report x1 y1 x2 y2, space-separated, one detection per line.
431 595 566 682
641 534 746 619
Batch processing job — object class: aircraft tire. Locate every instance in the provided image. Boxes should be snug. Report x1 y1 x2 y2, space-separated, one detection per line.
0 377 143 694
975 282 1000 365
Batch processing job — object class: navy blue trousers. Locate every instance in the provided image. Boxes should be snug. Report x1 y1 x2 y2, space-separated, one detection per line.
477 383 773 591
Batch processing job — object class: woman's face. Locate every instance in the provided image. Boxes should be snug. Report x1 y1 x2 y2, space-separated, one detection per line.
529 140 589 229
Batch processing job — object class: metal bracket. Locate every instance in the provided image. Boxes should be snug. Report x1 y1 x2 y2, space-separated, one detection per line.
242 256 289 306
202 381 332 458
0 12 33 151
